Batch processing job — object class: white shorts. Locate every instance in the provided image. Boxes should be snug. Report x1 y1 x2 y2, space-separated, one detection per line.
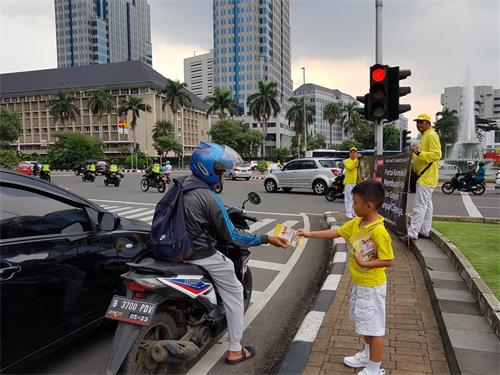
349 283 387 337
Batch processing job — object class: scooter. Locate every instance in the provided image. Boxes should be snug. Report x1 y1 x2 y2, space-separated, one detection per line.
441 171 486 195
82 171 96 182
104 192 261 375
325 173 345 202
104 172 123 187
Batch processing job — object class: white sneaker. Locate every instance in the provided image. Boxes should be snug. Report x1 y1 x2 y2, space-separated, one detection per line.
357 368 385 375
343 351 369 368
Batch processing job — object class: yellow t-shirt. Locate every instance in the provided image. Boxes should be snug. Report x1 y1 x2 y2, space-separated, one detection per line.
343 158 359 185
337 215 394 287
412 128 442 188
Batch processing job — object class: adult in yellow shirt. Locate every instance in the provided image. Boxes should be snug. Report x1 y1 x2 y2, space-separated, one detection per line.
343 147 360 219
403 114 442 242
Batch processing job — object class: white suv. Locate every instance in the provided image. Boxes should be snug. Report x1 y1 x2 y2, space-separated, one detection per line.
263 158 343 195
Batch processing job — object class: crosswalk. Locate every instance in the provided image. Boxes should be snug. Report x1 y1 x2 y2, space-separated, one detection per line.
99 204 156 224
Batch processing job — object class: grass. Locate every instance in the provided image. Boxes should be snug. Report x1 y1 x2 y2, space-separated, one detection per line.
432 221 500 299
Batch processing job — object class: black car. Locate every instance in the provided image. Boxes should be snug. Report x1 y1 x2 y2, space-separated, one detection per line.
0 169 151 372
74 160 108 175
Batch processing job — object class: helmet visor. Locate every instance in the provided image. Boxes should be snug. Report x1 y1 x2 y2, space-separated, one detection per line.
214 145 243 174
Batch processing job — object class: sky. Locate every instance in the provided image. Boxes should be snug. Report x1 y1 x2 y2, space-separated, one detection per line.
0 0 499 135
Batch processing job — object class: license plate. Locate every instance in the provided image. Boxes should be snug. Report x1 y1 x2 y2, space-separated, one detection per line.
105 295 157 326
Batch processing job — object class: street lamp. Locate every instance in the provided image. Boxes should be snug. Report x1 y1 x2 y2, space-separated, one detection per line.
302 67 307 156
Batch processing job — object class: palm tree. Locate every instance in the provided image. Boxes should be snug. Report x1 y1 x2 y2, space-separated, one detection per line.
285 97 315 157
159 79 192 167
117 96 152 151
48 91 80 130
323 102 343 147
205 87 238 119
152 119 174 141
246 81 281 157
88 88 114 124
341 101 361 136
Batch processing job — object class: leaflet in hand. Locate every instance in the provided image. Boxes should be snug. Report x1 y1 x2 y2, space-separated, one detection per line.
272 223 304 247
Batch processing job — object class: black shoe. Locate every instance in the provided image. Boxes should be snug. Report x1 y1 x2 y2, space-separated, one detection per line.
418 233 431 239
399 234 417 243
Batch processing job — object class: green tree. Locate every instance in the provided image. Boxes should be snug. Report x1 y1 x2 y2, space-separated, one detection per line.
353 122 401 150
475 116 498 140
0 150 19 169
434 108 459 150
48 91 80 130
117 96 152 151
286 97 315 156
209 119 262 159
323 102 343 146
46 133 104 169
337 139 363 151
88 88 114 123
152 120 181 159
247 81 281 157
0 108 22 147
205 87 238 119
341 102 361 135
274 147 291 162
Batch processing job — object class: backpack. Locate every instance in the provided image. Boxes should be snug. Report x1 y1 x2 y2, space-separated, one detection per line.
150 176 210 261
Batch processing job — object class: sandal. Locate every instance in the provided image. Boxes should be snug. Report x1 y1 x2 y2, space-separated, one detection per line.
225 345 256 365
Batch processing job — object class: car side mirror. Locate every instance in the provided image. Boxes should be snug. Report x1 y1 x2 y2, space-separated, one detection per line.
98 212 120 231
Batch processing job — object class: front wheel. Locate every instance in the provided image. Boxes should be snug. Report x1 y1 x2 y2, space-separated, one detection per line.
243 268 253 312
313 180 327 195
122 311 178 374
471 183 486 195
441 182 455 194
157 180 166 193
325 188 337 202
140 178 150 192
104 178 109 186
264 179 277 193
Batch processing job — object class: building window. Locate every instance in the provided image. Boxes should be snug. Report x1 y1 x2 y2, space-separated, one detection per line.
495 130 500 143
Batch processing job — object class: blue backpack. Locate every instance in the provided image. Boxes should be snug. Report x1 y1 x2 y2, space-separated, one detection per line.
150 176 210 261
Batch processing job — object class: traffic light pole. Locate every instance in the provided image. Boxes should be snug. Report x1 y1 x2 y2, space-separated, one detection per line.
375 0 384 155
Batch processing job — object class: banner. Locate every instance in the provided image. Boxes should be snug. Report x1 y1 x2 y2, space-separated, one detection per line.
372 150 412 234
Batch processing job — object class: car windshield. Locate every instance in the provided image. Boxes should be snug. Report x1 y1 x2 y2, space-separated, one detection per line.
319 159 340 168
237 162 250 168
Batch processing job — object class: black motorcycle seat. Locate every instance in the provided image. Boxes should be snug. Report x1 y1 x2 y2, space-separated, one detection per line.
126 258 208 276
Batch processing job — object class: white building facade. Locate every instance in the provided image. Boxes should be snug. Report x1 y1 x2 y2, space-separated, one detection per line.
184 50 214 99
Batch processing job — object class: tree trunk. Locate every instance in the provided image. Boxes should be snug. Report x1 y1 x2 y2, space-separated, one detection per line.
261 118 268 158
329 122 333 147
297 130 301 159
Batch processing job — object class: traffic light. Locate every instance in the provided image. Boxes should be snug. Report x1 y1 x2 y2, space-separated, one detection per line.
401 129 411 150
387 67 411 121
355 94 370 119
368 64 390 121
135 143 140 152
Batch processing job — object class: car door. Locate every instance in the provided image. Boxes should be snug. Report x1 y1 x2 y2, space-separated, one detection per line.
278 160 302 187
0 185 115 370
297 160 318 187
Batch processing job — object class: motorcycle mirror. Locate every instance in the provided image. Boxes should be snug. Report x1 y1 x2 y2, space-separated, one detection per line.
248 192 261 205
338 162 345 170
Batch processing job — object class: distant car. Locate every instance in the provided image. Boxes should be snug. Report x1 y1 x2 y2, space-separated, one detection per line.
263 158 342 195
225 162 252 180
73 160 108 175
96 161 109 175
16 162 32 175
0 169 151 372
495 171 500 190
249 161 258 171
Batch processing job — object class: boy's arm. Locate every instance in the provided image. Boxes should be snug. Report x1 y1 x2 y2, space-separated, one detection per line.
353 227 394 268
296 227 340 239
352 252 394 268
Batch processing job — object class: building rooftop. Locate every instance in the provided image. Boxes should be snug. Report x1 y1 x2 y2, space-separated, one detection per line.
0 61 208 110
293 83 355 101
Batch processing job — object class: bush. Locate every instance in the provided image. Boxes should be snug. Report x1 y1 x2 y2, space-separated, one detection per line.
47 133 104 169
0 150 19 169
257 160 268 172
124 152 152 169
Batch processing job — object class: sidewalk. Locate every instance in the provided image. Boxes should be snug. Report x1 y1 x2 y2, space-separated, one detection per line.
303 234 450 375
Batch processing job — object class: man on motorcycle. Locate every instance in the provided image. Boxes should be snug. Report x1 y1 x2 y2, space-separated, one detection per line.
461 160 477 188
146 163 161 184
40 163 50 179
106 161 120 179
474 161 486 183
32 163 40 176
184 142 289 364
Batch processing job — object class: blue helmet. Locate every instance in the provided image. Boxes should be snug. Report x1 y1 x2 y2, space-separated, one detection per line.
191 142 243 185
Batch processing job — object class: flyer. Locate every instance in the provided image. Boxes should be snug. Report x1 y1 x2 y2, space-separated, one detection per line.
272 223 304 247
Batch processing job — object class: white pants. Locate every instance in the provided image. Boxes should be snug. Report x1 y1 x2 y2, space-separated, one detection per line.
344 184 355 219
349 283 387 337
408 183 434 238
187 251 244 352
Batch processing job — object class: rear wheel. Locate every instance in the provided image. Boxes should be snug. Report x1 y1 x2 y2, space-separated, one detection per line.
441 182 455 194
325 188 337 201
264 179 277 193
122 311 178 374
114 179 120 187
141 178 150 192
471 183 485 195
157 180 166 193
313 180 327 195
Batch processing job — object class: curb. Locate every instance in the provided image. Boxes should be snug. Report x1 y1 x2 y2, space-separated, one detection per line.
278 212 347 374
251 175 266 180
433 215 500 224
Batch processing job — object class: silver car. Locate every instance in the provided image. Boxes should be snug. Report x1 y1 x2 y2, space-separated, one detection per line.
225 162 252 180
263 158 343 194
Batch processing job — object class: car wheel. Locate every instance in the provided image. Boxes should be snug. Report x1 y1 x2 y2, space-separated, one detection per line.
213 182 223 194
264 179 277 193
313 180 327 195
245 177 251 181
230 173 235 180
282 187 292 193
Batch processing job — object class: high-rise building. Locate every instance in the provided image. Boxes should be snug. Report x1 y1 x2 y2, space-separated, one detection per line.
213 0 294 153
55 0 152 68
184 50 214 99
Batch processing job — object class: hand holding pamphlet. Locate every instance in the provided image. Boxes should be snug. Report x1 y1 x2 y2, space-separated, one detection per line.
272 223 304 247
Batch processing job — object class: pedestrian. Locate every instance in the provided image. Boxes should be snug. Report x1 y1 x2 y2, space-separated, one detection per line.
344 147 360 219
297 180 394 375
400 114 441 242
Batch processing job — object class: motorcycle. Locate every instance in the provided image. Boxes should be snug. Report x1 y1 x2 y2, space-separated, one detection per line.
325 173 345 202
104 172 123 187
141 174 167 193
82 171 96 182
441 172 486 195
39 170 51 182
104 192 261 375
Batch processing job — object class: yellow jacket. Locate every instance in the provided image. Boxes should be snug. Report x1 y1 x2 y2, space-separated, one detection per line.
412 128 442 188
343 158 359 185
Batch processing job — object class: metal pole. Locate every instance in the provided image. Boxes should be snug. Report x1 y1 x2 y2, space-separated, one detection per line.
302 67 307 155
375 0 384 155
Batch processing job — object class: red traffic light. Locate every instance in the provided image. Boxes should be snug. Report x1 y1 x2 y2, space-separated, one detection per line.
372 68 386 82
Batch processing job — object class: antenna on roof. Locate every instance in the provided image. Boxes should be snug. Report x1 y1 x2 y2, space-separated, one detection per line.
193 50 196 56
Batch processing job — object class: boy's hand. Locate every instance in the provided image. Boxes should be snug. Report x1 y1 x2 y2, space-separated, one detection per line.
268 236 290 249
296 229 309 238
353 248 366 267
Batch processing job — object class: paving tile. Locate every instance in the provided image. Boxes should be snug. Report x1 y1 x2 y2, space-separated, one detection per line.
438 299 482 315
430 278 469 291
454 348 500 374
448 328 500 353
442 312 494 333
434 288 476 303
428 270 462 281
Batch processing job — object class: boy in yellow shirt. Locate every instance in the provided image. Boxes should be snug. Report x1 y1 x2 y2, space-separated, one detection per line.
298 180 394 375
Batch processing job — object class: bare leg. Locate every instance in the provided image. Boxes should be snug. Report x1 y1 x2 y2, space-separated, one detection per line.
369 336 384 362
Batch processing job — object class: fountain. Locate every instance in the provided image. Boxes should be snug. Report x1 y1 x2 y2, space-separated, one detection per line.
444 66 484 172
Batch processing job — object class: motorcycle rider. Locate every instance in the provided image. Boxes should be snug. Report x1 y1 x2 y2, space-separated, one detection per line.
146 162 161 184
474 161 486 183
183 142 289 364
40 163 50 179
462 160 477 189
84 162 97 180
32 162 40 176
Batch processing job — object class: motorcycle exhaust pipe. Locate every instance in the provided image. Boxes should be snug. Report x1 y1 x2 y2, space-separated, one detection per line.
151 340 201 362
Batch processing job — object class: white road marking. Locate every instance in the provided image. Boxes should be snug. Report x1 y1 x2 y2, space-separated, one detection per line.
115 208 150 216
100 205 120 210
262 220 299 246
107 207 138 213
246 210 304 217
292 311 326 342
186 214 310 375
321 274 342 291
333 252 347 263
248 259 284 272
248 218 275 233
125 209 156 219
91 198 157 206
460 192 482 217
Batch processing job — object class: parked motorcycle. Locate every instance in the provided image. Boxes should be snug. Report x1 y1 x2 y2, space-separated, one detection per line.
39 170 51 182
141 174 167 193
82 171 96 182
325 173 345 202
104 172 123 187
104 192 261 374
441 172 486 195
